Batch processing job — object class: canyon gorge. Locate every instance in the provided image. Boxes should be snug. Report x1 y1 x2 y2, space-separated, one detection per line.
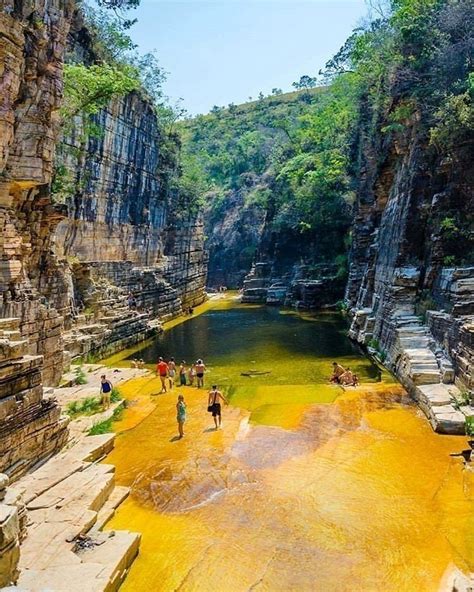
0 0 473 589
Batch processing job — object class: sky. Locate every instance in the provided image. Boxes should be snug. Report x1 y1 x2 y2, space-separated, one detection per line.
127 0 369 115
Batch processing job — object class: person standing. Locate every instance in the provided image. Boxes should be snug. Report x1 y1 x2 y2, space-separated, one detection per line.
100 375 113 409
179 361 187 386
207 385 228 429
168 357 176 390
176 394 187 438
188 363 196 386
195 359 206 389
156 357 169 394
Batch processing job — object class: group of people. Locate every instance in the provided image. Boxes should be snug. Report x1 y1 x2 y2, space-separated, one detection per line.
130 358 146 369
175 385 228 438
156 357 206 393
330 362 359 387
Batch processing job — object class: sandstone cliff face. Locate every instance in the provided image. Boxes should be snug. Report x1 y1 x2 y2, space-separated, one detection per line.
52 84 207 362
0 0 72 495
0 0 207 491
347 105 473 431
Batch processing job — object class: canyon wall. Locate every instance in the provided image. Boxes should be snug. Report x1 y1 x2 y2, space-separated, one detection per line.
0 0 72 485
346 103 473 430
0 0 207 486
52 83 207 363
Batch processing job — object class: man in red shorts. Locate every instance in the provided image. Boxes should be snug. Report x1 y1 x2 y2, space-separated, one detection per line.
156 356 169 393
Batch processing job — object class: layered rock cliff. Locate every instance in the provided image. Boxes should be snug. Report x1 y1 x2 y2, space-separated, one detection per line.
0 0 73 490
0 0 207 488
346 0 474 432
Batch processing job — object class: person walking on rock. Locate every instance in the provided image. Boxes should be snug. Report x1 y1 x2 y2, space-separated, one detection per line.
196 359 206 389
100 375 113 409
176 394 187 438
156 357 169 394
208 385 228 429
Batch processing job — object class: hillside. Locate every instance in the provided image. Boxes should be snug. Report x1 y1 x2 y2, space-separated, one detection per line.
179 84 353 289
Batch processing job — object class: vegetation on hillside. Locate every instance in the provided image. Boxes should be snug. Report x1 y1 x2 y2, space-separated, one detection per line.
180 0 473 280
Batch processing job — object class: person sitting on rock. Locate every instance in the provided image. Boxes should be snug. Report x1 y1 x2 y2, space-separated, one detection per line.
100 375 113 409
138 359 145 369
131 359 138 369
330 362 345 384
127 293 137 309
339 368 355 386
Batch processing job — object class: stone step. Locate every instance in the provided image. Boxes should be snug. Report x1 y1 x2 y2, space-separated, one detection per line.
0 330 22 341
17 434 115 504
411 371 441 385
0 318 20 332
93 486 130 531
17 530 140 592
15 431 140 592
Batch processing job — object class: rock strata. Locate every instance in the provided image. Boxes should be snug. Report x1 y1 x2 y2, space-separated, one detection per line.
346 102 473 433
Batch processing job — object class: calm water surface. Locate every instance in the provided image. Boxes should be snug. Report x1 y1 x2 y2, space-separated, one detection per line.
105 299 473 591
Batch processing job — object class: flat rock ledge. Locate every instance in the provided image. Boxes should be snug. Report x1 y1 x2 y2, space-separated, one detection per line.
3 434 140 592
413 383 472 435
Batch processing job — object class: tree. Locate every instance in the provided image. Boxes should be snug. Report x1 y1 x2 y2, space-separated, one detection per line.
292 75 317 90
272 88 283 95
61 63 140 123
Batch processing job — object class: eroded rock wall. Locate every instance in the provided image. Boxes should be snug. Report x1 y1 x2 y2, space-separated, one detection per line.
0 0 72 480
0 0 207 481
52 84 207 361
346 103 473 425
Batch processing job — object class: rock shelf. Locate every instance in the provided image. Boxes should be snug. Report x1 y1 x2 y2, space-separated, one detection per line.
9 434 140 592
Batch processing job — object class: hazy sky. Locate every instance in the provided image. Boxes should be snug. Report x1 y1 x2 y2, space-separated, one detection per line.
127 0 369 115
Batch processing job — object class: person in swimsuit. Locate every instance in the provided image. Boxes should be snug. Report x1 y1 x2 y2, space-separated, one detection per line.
156 357 169 393
100 375 113 409
208 385 228 429
330 362 345 384
176 394 186 438
188 363 196 386
179 361 187 386
195 359 206 389
339 367 354 386
168 357 176 390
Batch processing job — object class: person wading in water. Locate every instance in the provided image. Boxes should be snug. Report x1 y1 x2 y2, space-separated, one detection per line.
207 385 228 430
176 394 186 438
100 375 113 409
196 359 206 389
156 357 169 394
